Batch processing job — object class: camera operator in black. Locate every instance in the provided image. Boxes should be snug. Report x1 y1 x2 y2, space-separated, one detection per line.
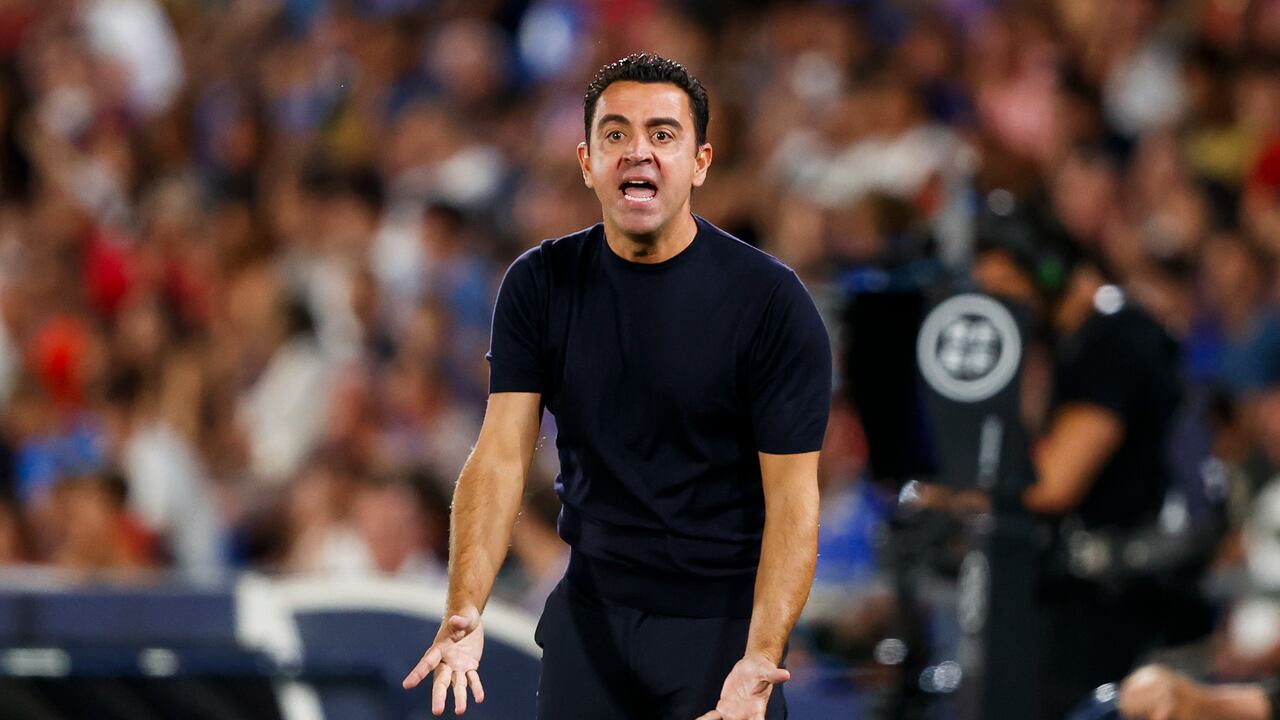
972 202 1183 719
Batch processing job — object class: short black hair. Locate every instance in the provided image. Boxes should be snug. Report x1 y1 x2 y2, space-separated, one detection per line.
974 195 1080 300
584 53 710 146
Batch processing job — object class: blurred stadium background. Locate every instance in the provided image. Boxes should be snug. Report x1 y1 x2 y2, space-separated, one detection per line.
1 0 1280 718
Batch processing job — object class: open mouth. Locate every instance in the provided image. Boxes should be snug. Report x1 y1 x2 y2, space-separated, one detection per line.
620 180 658 202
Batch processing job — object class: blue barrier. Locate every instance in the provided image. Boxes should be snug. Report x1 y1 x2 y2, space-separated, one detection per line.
0 573 866 719
0 574 540 720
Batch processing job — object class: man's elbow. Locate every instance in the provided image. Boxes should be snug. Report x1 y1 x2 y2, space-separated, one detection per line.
1022 481 1083 516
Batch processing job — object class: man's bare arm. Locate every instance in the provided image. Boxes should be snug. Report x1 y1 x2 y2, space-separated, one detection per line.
1194 686 1273 720
746 450 821 663
1024 403 1124 515
446 391 543 615
695 451 820 720
1119 664 1272 720
402 392 542 712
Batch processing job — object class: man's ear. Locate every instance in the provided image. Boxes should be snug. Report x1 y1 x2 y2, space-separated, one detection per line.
691 142 714 188
577 141 593 188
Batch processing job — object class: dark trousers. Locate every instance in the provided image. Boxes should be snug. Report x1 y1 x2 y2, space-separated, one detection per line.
534 579 787 720
1038 583 1163 720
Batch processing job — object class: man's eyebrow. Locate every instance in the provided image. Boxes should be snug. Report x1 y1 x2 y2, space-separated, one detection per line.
595 115 685 131
643 117 683 130
596 113 631 129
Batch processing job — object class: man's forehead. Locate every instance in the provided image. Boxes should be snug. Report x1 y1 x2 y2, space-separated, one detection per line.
594 81 692 125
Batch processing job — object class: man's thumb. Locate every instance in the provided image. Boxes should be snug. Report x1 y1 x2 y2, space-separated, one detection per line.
766 668 791 685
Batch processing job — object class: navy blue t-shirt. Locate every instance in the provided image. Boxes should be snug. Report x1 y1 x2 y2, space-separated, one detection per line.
487 216 832 617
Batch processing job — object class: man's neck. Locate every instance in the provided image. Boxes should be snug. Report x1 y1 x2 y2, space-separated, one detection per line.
604 211 698 264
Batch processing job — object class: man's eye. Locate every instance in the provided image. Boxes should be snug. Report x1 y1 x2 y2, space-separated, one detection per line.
607 131 624 141
654 131 672 141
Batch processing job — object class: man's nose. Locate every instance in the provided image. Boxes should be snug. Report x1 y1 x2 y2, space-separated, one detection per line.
622 137 653 163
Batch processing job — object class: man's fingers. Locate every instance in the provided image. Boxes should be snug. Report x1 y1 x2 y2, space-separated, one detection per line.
402 646 443 689
431 669 450 716
453 669 468 715
467 670 485 703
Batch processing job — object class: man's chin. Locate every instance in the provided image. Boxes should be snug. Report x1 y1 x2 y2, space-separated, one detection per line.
611 217 664 239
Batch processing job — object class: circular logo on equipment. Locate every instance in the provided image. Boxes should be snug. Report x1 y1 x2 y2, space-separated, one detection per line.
916 294 1022 403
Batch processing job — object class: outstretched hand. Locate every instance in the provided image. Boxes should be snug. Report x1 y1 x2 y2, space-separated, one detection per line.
1117 664 1200 720
695 653 790 720
402 606 486 716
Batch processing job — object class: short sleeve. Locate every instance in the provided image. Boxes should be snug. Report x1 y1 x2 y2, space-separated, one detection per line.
1058 314 1146 419
748 272 833 454
487 246 547 394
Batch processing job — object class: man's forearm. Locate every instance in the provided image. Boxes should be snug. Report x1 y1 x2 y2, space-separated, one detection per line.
1195 684 1273 720
745 480 819 663
1121 665 1274 720
444 451 527 615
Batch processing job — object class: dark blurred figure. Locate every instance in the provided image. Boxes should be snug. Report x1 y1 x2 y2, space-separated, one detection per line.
834 192 948 720
837 192 943 488
974 197 1191 719
508 477 568 615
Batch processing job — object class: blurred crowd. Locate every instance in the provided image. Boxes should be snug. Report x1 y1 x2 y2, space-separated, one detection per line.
4 0 1280 688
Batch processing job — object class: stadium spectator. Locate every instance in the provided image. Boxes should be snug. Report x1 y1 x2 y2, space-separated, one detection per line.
51 470 155 575
507 479 569 616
